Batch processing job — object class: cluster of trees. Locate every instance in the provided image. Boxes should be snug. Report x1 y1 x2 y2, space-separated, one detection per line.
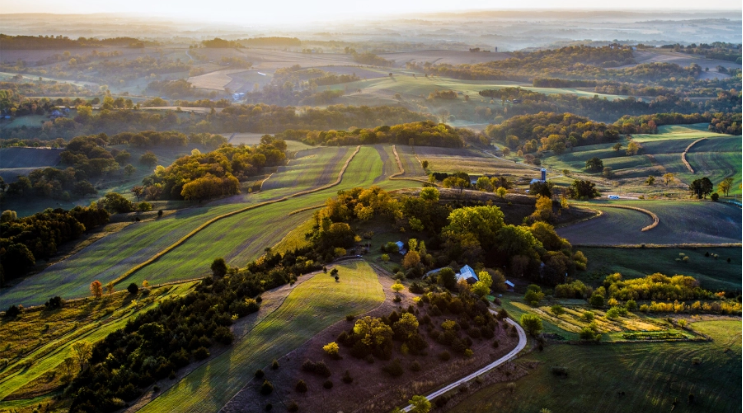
141 137 286 201
146 80 212 99
239 37 302 47
0 206 109 283
351 52 393 67
66 249 323 412
314 186 586 286
478 87 740 123
0 34 145 50
612 112 740 135
273 65 361 87
484 112 620 155
201 38 242 48
278 121 470 147
597 273 713 302
661 42 742 64
708 112 742 135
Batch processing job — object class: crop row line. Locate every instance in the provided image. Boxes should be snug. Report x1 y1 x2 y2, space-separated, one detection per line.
681 138 707 173
573 203 659 232
108 146 361 288
390 145 438 186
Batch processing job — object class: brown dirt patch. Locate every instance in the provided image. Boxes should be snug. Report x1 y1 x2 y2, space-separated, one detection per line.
222 265 519 413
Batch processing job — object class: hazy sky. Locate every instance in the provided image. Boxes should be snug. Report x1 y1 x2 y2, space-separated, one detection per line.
1 0 740 24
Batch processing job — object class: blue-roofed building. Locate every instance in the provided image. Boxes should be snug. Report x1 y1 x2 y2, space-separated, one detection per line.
456 265 479 284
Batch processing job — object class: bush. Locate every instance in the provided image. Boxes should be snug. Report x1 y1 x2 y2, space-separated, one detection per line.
271 359 279 370
438 351 451 361
254 369 265 379
193 346 210 360
214 326 234 345
550 305 565 316
295 380 308 393
287 401 299 412
342 370 353 384
260 380 274 395
589 294 605 308
711 193 719 201
409 282 425 294
127 283 139 295
302 359 331 377
551 366 568 377
323 380 333 389
323 342 341 359
410 361 421 372
265 403 272 411
345 314 355 322
626 300 637 311
382 359 404 377
605 307 621 319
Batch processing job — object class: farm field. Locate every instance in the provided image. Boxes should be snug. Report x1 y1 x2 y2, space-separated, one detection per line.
416 146 539 178
138 260 384 413
0 283 197 407
188 69 251 90
557 200 742 246
0 147 63 183
0 145 414 308
261 146 351 191
580 246 742 291
451 319 742 413
631 124 731 143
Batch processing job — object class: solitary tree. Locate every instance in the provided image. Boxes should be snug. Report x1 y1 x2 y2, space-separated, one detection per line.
612 143 622 151
689 177 713 199
211 257 228 277
71 341 93 371
90 280 102 299
718 177 733 197
127 282 139 295
663 173 675 185
585 157 603 172
421 160 429 169
520 313 543 336
437 267 457 290
408 395 432 413
646 175 655 185
105 281 115 296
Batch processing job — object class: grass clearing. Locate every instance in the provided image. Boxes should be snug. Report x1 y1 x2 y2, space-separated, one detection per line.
558 200 742 246
139 260 384 413
632 123 732 143
580 246 741 291
0 145 415 308
0 283 197 404
451 319 742 413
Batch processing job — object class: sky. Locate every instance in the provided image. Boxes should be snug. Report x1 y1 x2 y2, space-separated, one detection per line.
1 0 741 24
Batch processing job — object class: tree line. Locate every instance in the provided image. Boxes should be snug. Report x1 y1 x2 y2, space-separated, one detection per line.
0 34 146 50
276 121 474 147
0 206 109 283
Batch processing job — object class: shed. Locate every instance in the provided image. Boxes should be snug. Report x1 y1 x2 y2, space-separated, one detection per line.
505 280 515 292
395 241 407 255
456 265 479 284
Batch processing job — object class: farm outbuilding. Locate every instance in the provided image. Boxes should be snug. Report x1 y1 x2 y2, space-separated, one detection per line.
456 265 479 284
395 241 407 255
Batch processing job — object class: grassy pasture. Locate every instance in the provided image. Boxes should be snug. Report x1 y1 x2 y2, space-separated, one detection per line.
139 260 384 413
451 319 742 413
0 283 196 405
580 246 742 291
188 69 250 90
0 145 414 307
262 146 350 191
631 123 731 142
416 146 537 177
558 200 742 246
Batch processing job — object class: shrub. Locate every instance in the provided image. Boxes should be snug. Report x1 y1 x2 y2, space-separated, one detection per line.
260 380 274 395
323 380 334 389
550 305 565 316
254 369 265 379
127 283 139 295
214 326 234 345
409 282 425 294
345 314 355 322
551 366 568 377
295 380 308 393
271 359 279 370
193 346 210 360
287 401 299 412
589 294 605 308
582 311 595 322
520 314 543 336
410 361 421 372
342 370 353 384
606 307 621 319
438 351 451 361
323 342 341 359
382 359 404 377
626 300 637 311
302 359 331 377
265 403 272 411
464 349 474 358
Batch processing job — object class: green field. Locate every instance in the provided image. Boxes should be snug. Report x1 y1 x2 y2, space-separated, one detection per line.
0 283 197 407
558 200 742 246
0 145 415 308
452 319 741 413
139 260 384 413
262 146 351 191
580 247 742 291
632 124 731 143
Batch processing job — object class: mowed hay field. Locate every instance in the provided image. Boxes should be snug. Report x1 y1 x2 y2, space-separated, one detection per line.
451 320 742 413
580 246 742 291
188 69 251 90
416 146 538 177
631 124 731 143
0 147 63 183
0 146 414 307
557 200 742 246
262 146 352 190
138 260 384 413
